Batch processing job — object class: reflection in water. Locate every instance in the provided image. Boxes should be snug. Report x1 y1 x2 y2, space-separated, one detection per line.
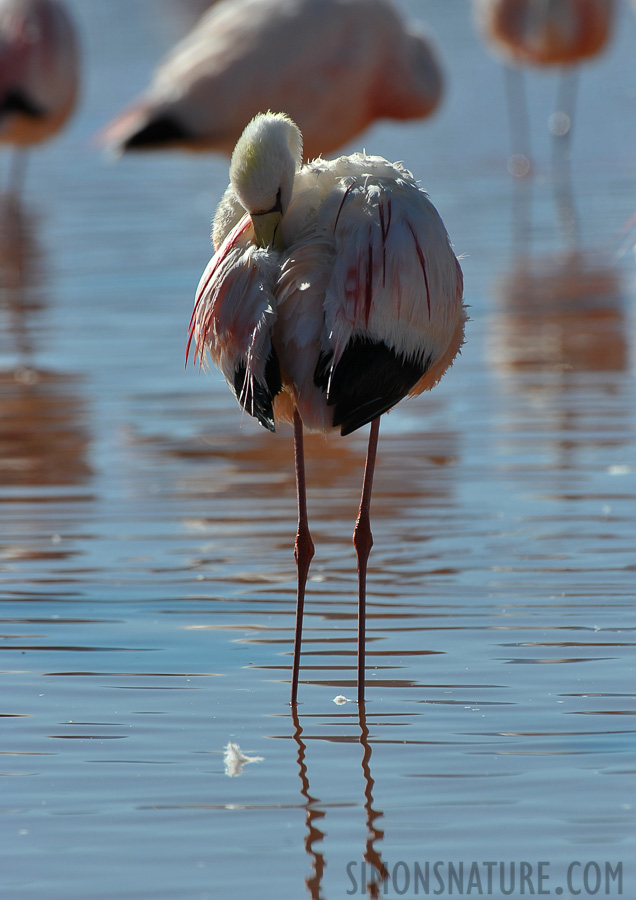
491 251 627 375
223 740 264 776
2 4 635 898
0 193 92 579
292 706 327 900
169 418 460 696
0 191 92 490
0 367 92 487
169 418 459 516
0 192 43 359
291 704 387 900
486 248 633 614
358 703 388 898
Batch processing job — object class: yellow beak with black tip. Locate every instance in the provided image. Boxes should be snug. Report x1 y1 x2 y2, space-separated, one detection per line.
251 209 284 251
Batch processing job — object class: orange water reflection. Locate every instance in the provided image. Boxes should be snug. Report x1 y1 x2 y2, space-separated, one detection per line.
0 367 91 487
491 250 627 374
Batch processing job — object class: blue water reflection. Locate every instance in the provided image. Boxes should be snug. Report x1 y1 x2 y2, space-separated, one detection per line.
0 1 635 898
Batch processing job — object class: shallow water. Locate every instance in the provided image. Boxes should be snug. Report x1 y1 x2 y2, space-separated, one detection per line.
1 1 635 898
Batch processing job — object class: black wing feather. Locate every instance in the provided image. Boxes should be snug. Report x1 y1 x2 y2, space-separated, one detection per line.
0 89 44 119
233 347 282 432
314 337 430 436
123 115 193 150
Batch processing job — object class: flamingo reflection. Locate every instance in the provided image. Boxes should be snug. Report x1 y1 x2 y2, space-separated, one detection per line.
358 702 389 898
0 192 91 498
291 707 327 900
291 703 387 899
489 249 628 485
491 253 627 376
0 191 41 358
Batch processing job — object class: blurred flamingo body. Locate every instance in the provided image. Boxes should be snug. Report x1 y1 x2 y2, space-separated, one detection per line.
0 0 79 186
102 0 443 161
473 0 614 67
187 112 465 703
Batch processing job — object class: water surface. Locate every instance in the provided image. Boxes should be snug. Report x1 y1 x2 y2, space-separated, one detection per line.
1 1 635 898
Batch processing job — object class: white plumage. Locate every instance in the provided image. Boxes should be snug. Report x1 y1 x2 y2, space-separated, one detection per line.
189 112 465 437
188 112 465 704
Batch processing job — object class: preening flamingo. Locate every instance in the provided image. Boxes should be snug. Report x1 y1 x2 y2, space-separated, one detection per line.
0 0 79 190
187 112 466 704
101 0 443 162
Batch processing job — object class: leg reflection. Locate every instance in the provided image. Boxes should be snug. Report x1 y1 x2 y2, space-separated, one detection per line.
290 704 389 899
291 706 326 900
358 701 388 897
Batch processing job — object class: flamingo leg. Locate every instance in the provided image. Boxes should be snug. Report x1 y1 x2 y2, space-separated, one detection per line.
353 416 380 704
551 67 580 250
290 409 314 705
8 150 28 198
504 66 533 257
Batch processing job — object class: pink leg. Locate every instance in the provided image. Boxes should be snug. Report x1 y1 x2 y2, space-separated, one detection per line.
353 417 380 704
291 409 314 705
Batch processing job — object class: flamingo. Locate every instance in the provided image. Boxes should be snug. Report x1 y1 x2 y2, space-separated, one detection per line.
187 112 465 704
472 0 615 250
101 0 443 161
0 0 79 191
473 0 614 67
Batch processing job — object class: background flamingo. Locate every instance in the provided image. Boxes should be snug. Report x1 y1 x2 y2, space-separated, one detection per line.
0 0 79 191
472 0 615 251
101 0 444 162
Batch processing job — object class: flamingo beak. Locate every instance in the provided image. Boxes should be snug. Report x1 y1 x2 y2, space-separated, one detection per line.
251 209 284 251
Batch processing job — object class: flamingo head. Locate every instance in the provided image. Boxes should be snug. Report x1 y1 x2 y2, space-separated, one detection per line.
229 111 303 251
